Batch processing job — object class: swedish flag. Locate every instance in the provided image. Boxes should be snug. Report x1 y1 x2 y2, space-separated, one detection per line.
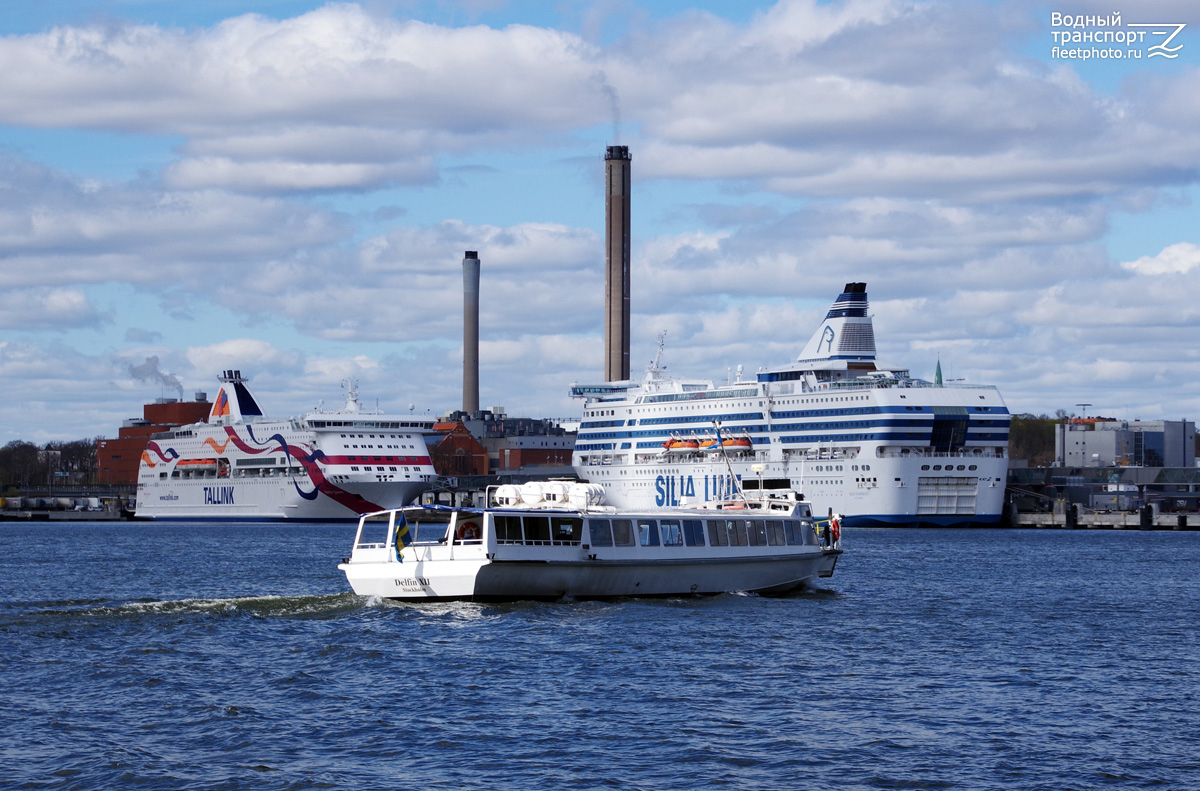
394 512 412 562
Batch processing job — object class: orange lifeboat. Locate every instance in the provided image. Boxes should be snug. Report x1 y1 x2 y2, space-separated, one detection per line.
722 436 753 453
177 458 218 470
663 438 700 454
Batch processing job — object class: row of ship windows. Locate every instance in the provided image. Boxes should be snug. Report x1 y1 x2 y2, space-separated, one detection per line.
584 395 861 418
489 515 819 549
164 469 299 479
585 391 1011 419
583 433 1007 450
340 433 421 451
339 433 420 439
809 465 873 471
921 464 979 471
349 466 423 472
585 424 1006 441
582 412 1009 429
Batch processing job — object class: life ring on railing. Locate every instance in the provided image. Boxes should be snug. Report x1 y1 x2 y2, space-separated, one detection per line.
830 516 841 543
457 521 480 541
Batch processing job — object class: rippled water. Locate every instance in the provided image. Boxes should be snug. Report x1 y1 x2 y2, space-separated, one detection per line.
2 522 1198 790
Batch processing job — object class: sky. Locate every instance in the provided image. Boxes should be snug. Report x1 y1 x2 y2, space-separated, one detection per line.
1 0 1199 445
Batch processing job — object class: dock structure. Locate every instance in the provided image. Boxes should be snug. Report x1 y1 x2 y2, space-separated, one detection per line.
0 509 124 521
1010 502 1199 530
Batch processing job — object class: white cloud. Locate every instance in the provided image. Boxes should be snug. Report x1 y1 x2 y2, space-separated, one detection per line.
1121 242 1200 275
184 338 304 377
0 287 103 329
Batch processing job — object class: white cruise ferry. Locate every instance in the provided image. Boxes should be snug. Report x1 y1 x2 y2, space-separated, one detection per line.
570 283 1011 526
136 371 439 520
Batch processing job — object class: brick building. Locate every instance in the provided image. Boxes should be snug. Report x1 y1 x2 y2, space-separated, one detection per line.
429 421 490 476
96 395 212 486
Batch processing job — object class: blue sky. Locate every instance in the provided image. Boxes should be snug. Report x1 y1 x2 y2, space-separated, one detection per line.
1 0 1199 444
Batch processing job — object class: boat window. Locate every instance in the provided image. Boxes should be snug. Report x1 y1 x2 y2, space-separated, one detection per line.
766 520 786 546
784 520 805 545
552 517 583 544
523 516 551 543
494 515 523 543
356 513 394 548
588 519 613 547
706 520 729 547
659 519 683 547
682 519 705 546
612 519 635 547
748 520 768 546
727 520 748 546
638 519 660 547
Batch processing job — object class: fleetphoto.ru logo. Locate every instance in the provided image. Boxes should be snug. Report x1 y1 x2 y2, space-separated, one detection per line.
1051 11 1186 60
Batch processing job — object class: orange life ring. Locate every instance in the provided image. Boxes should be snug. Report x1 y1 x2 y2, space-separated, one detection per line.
830 516 841 542
457 520 480 541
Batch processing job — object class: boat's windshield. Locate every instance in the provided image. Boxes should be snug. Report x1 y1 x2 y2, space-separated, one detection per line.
355 513 395 548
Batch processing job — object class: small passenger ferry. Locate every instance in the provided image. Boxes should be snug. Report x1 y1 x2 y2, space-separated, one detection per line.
338 481 843 602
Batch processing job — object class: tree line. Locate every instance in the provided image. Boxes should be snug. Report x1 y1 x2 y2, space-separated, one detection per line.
1 439 103 492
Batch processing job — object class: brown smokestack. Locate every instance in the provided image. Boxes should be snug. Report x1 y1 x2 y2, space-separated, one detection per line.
463 250 480 416
605 145 631 382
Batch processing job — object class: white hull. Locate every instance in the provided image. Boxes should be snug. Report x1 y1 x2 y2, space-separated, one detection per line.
136 372 438 521
138 474 431 521
343 550 836 601
581 452 1008 527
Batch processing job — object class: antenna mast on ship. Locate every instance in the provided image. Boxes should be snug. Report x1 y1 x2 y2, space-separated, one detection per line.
646 331 668 381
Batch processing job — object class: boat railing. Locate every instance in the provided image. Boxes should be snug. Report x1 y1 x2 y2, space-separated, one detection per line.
814 515 843 551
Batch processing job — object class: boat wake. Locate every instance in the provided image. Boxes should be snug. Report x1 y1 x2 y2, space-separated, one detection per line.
13 592 365 621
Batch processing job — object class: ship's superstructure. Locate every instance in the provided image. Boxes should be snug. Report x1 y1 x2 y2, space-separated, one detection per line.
570 283 1011 526
136 371 438 520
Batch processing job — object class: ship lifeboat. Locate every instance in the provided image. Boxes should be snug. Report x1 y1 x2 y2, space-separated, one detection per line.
698 437 719 451
519 481 546 504
663 438 700 454
493 484 523 506
176 458 218 471
721 437 753 454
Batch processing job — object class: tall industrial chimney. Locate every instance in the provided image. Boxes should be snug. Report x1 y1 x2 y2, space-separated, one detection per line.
462 250 480 416
605 145 632 382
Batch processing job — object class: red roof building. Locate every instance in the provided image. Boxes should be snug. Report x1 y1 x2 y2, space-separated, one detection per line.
96 397 212 486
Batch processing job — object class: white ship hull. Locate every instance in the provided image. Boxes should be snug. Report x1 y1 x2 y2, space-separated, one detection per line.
136 372 438 521
580 452 1007 526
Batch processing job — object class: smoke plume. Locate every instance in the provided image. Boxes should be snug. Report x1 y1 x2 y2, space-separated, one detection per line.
130 356 184 399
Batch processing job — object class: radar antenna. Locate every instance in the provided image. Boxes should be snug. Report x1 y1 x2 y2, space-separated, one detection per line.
647 331 668 379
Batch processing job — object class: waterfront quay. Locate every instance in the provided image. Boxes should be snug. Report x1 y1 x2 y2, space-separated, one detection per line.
0 508 123 522
1011 504 1200 531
